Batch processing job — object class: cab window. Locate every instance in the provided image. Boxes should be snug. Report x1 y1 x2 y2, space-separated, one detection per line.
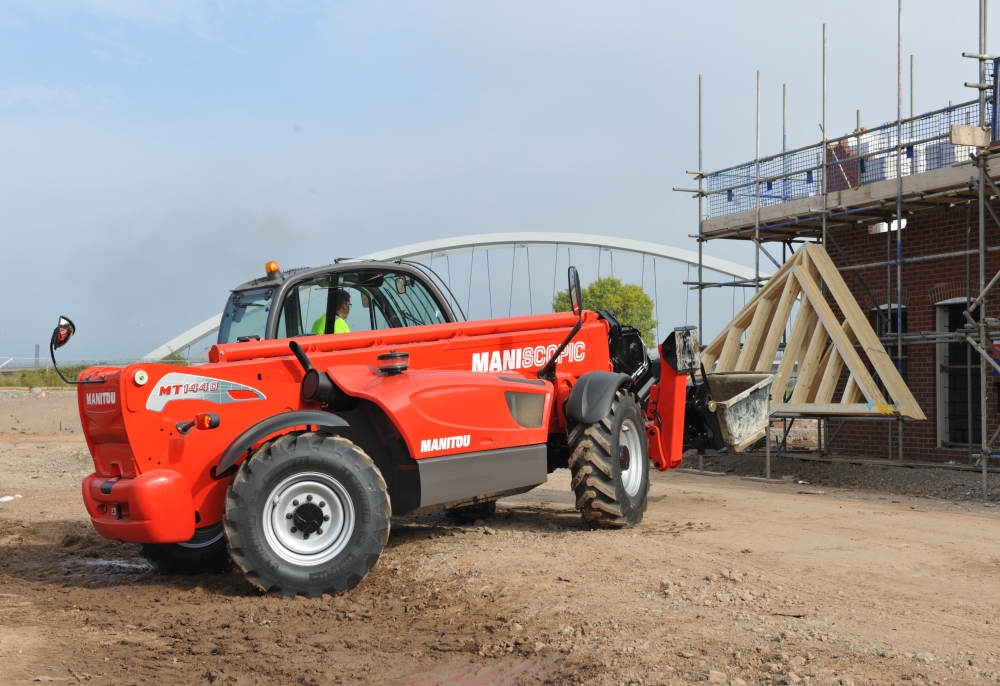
276 270 448 337
218 288 273 344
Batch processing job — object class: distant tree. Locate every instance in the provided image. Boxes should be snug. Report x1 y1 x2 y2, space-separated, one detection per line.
161 348 189 366
553 276 657 344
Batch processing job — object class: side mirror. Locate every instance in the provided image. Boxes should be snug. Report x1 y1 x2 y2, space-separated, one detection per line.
568 267 582 317
51 316 75 350
49 315 100 385
395 277 407 295
360 293 371 309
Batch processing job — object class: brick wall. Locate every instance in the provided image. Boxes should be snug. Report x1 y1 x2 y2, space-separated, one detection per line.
821 203 999 462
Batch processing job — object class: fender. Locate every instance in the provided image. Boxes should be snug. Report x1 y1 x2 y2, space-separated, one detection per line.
565 371 632 424
211 410 349 479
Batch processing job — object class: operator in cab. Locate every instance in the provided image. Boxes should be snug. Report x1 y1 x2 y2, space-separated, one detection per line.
311 290 352 335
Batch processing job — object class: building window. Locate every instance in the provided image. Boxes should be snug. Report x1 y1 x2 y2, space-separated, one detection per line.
871 305 907 402
936 300 981 449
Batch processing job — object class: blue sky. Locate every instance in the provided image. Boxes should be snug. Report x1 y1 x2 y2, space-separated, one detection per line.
0 1 990 360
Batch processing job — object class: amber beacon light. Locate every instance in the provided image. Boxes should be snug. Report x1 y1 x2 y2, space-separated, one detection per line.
265 260 281 276
377 351 409 376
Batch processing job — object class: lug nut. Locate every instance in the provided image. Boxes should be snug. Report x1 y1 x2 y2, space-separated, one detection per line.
319 501 325 508
317 528 323 535
292 499 299 506
323 515 330 521
285 513 292 519
290 527 297 533
306 495 313 502
303 533 309 540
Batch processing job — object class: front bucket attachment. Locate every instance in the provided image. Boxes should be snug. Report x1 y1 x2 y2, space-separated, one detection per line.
706 372 775 453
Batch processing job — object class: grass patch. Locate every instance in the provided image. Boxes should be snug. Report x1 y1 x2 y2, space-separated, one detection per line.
0 351 190 388
0 366 90 388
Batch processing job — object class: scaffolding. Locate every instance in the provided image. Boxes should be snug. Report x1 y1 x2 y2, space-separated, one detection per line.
679 2 1000 501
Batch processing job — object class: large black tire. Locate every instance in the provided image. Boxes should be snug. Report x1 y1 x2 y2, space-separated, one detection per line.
445 500 497 523
140 523 232 575
223 432 391 597
568 389 650 528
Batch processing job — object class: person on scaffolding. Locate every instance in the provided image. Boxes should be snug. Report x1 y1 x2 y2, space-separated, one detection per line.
311 289 352 335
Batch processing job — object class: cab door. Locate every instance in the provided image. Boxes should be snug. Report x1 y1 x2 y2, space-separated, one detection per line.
273 268 452 339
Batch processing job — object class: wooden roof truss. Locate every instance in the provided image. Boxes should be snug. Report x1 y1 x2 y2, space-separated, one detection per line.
700 243 926 420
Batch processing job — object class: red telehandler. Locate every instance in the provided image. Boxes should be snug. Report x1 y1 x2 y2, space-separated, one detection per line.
53 259 726 597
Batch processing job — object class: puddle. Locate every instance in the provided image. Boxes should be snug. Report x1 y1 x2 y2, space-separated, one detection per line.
78 559 153 571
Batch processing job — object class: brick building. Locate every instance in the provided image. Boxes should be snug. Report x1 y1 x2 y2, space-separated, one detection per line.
827 204 998 462
696 99 1000 464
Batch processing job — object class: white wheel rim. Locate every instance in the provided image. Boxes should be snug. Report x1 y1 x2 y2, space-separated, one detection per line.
619 418 644 497
262 471 355 566
177 523 224 549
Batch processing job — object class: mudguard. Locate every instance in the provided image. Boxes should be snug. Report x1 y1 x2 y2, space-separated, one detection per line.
566 371 632 424
212 410 349 479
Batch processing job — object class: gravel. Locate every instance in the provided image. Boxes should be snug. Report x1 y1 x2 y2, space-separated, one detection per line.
681 450 1000 503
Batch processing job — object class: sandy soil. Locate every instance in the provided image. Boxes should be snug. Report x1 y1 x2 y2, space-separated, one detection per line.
2 391 1000 685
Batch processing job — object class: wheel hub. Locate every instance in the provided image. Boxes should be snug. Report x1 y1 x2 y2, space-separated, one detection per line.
619 444 631 472
262 472 355 565
619 418 644 498
292 502 325 535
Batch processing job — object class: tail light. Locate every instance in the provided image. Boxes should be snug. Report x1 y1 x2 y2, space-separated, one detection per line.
195 413 221 430
176 413 220 434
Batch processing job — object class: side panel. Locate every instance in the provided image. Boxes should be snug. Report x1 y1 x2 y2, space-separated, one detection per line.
416 444 547 509
326 366 553 460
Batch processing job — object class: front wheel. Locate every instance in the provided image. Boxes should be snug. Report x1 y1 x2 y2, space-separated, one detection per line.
567 389 649 528
140 523 232 575
223 431 391 597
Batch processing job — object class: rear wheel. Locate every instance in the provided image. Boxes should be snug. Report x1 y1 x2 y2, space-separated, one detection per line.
223 431 391 597
139 523 231 575
568 389 649 528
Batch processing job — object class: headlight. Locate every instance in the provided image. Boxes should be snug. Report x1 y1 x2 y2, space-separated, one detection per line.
505 392 545 428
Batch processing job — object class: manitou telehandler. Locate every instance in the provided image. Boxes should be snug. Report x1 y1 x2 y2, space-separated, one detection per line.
53 258 765 597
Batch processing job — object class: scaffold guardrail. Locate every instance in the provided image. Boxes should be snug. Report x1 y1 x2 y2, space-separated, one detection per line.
705 98 989 219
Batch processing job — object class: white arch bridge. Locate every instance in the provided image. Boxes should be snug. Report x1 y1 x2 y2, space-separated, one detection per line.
145 232 763 361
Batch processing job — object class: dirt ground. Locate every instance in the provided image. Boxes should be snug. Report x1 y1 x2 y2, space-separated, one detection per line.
2 391 1000 685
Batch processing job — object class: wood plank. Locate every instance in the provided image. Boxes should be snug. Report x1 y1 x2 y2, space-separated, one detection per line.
771 299 816 403
816 321 853 403
702 334 725 357
700 349 718 376
793 265 887 406
755 275 800 373
699 254 800 359
805 245 926 420
735 295 777 371
842 373 862 404
771 403 900 416
715 325 747 373
807 342 835 403
790 319 829 403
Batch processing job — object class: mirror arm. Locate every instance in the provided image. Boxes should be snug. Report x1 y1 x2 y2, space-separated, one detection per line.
49 342 104 385
537 314 583 382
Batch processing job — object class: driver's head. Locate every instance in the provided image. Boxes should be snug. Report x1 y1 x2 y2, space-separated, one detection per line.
333 289 352 318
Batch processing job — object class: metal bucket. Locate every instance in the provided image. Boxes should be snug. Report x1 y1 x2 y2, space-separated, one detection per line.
707 372 775 453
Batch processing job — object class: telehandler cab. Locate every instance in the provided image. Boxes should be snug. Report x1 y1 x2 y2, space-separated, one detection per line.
56 259 720 597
